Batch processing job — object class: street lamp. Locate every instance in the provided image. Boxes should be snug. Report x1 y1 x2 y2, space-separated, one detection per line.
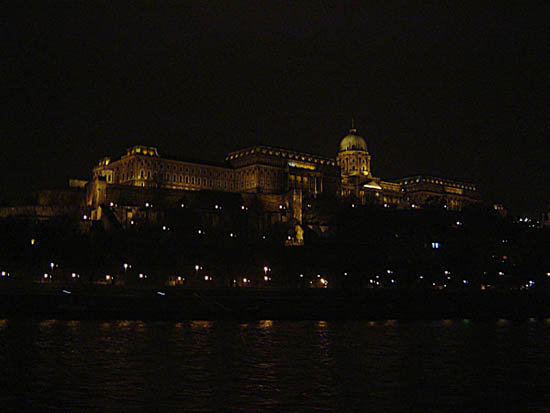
123 263 131 284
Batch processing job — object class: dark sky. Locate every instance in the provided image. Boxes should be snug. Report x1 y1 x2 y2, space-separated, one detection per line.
4 3 549 215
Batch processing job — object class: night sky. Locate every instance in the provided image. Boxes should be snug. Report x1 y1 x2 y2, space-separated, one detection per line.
4 3 549 214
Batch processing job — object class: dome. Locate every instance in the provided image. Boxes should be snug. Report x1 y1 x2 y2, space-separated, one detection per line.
339 128 367 152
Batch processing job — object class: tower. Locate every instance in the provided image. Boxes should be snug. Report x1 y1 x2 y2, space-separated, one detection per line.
336 120 371 178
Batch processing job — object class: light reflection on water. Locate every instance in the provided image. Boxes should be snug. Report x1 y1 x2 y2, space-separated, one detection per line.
1 319 550 410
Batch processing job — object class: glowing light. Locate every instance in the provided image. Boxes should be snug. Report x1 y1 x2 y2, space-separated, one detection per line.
30 238 35 245
157 291 165 296
195 265 200 271
62 290 71 294
204 275 210 281
43 273 49 279
106 275 111 280
82 215 88 220
50 262 55 269
109 202 114 207
264 275 269 281
299 274 304 278
498 271 504 276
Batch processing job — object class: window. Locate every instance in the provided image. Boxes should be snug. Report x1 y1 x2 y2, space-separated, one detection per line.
185 176 189 184
140 170 144 179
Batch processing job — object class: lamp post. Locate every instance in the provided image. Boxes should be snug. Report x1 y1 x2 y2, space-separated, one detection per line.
123 263 129 285
195 264 202 285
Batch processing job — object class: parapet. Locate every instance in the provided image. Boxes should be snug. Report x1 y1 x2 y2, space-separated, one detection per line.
126 145 159 157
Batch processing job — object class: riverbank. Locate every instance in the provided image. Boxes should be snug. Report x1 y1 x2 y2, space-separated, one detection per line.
0 286 548 320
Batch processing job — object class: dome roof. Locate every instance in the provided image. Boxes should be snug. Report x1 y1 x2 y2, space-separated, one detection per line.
339 128 367 152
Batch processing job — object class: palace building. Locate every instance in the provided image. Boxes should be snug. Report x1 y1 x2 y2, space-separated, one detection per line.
87 124 480 224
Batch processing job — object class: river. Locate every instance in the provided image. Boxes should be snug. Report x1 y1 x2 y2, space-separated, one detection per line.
1 318 549 410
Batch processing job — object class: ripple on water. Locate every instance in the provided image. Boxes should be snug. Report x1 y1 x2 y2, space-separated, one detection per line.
0 319 548 410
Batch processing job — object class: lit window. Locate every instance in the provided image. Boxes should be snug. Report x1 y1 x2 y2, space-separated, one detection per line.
431 242 440 249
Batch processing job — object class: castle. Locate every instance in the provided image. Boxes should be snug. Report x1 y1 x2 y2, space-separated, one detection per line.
0 124 482 245
88 124 480 222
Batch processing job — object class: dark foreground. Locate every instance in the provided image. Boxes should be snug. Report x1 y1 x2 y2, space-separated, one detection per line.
0 286 548 320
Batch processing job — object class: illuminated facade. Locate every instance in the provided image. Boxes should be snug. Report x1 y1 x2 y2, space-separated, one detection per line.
89 126 480 215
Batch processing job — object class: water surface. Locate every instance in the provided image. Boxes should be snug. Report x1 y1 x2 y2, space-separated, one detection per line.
1 318 549 410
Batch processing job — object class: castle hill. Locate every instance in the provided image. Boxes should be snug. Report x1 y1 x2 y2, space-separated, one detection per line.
0 125 549 319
